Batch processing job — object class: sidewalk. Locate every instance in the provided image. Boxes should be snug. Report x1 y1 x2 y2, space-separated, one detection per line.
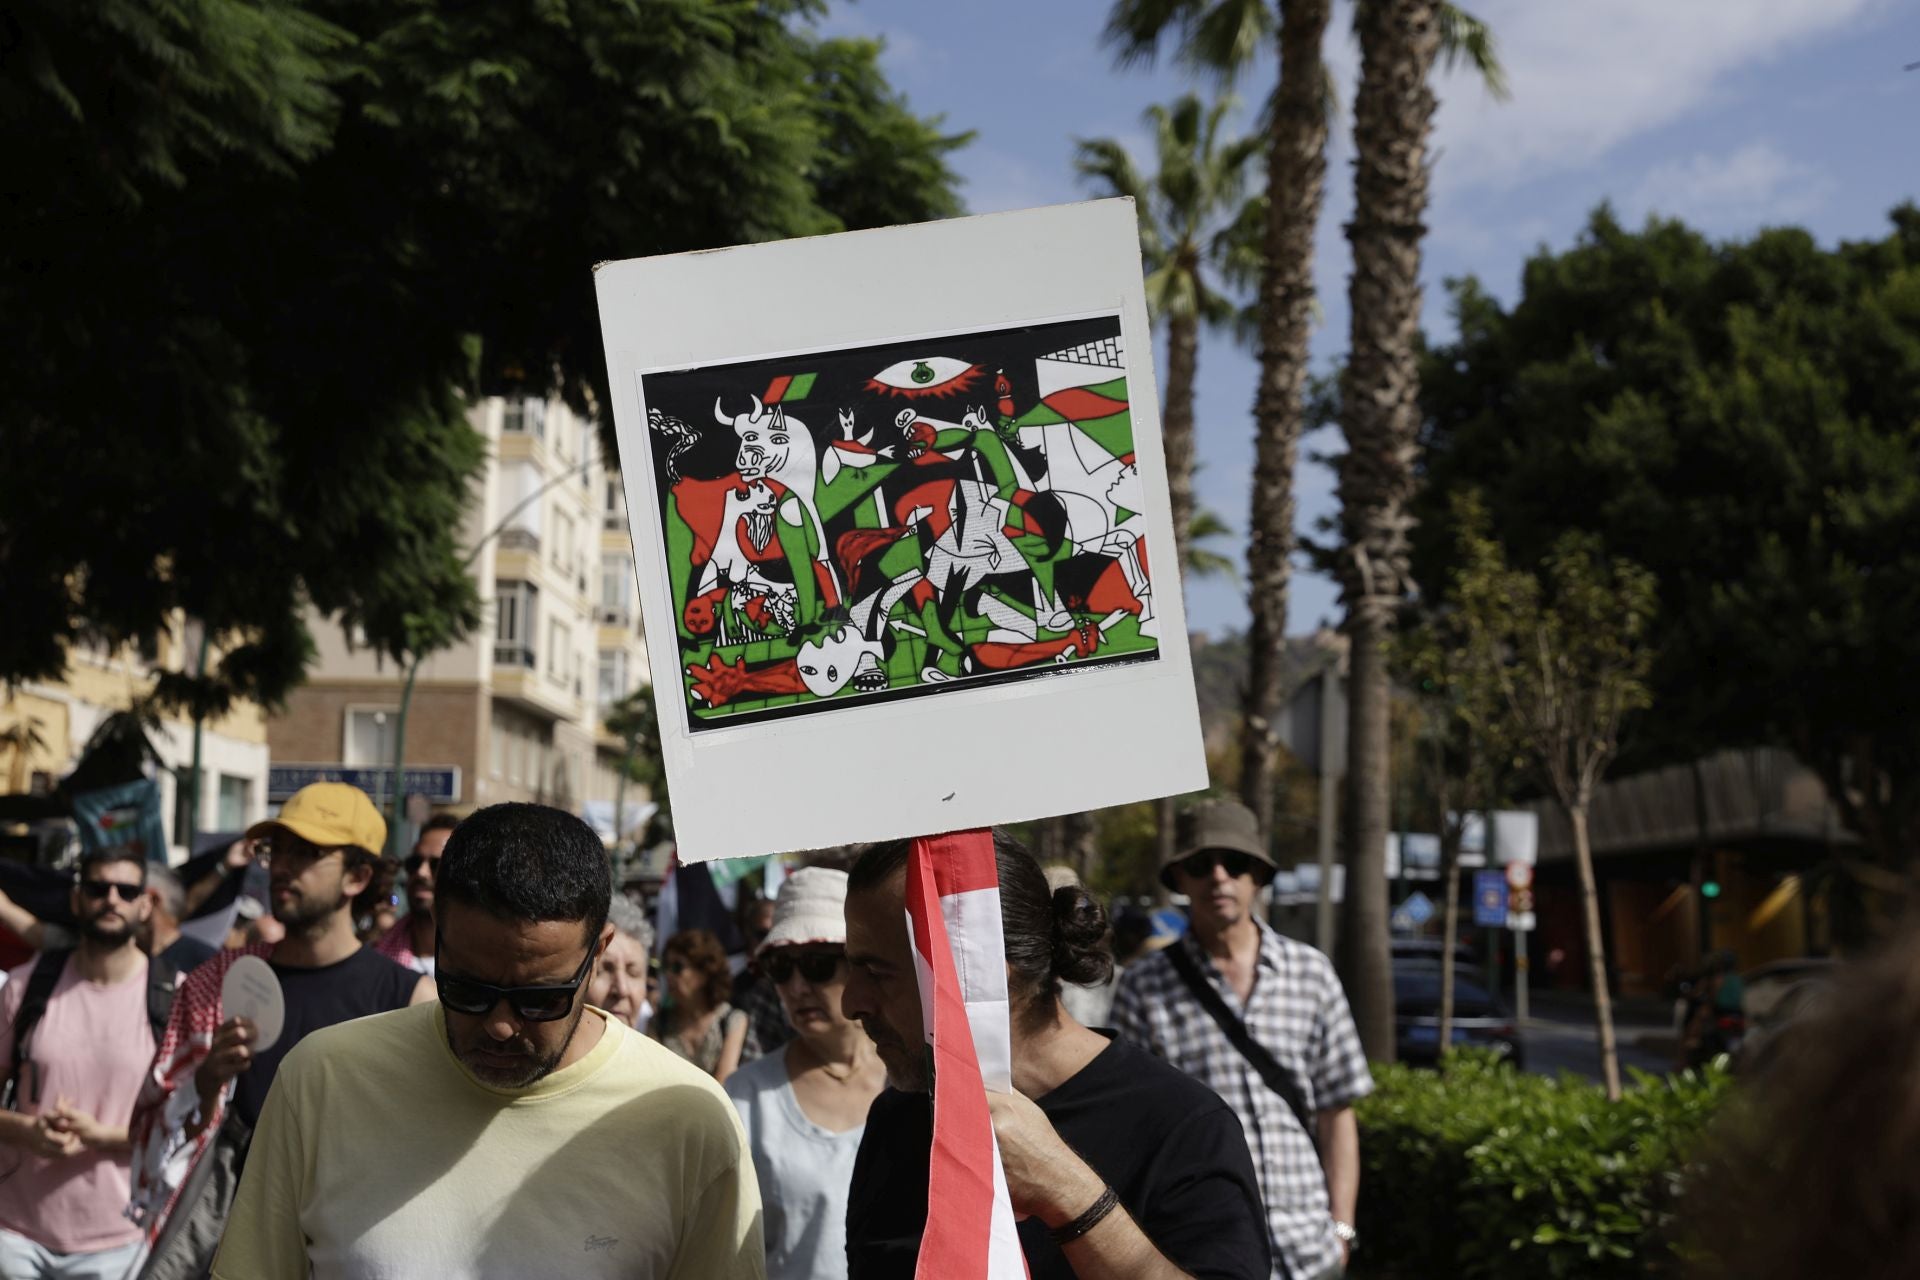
1521 987 1680 1058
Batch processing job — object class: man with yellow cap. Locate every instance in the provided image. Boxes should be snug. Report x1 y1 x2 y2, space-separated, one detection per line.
127 782 434 1276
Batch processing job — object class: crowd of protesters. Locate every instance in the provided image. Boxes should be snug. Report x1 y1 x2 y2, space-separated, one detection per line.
0 783 1378 1279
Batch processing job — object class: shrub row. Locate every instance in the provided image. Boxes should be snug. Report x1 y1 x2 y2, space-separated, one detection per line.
1351 1052 1729 1279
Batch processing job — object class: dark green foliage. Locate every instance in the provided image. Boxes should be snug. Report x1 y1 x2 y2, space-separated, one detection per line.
1416 206 1920 876
1 1 965 716
1354 1053 1728 1279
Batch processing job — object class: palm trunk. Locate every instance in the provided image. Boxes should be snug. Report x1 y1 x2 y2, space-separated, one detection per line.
1339 619 1396 1059
1157 308 1202 882
1239 0 1333 841
1163 310 1199 576
1335 0 1441 1063
1570 803 1622 1099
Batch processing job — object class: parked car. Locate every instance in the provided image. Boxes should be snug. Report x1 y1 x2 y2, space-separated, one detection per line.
1390 938 1479 969
1393 963 1524 1069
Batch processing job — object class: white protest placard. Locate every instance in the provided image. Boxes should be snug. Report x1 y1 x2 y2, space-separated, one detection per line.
220 955 286 1052
595 200 1208 861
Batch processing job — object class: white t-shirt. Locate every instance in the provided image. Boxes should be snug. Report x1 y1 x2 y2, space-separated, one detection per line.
724 1049 865 1280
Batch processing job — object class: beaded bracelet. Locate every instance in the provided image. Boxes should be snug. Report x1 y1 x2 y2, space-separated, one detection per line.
1049 1185 1121 1245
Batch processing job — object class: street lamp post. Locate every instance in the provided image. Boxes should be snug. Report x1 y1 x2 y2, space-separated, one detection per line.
386 456 595 854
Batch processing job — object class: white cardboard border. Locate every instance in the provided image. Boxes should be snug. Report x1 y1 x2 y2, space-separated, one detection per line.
594 199 1208 861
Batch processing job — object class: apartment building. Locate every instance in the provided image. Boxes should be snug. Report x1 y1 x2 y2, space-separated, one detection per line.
265 394 651 844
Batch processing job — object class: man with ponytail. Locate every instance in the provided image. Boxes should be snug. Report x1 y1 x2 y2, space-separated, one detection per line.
842 829 1271 1279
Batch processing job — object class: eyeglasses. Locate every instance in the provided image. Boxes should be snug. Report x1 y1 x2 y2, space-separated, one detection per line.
434 935 597 1022
264 832 343 867
1177 850 1261 881
80 880 142 904
403 854 440 876
763 950 844 985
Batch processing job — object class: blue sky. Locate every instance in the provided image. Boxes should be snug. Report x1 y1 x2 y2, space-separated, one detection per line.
815 0 1918 636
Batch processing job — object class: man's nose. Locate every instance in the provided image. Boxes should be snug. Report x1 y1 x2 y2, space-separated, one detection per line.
484 1001 521 1043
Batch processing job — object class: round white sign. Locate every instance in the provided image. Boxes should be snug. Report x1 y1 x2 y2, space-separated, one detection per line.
1505 861 1535 891
220 954 287 1053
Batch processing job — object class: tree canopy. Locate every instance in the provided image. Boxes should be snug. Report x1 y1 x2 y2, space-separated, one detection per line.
1415 205 1920 872
1 0 967 717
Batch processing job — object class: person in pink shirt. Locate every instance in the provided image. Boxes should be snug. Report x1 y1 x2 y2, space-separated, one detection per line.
372 814 458 976
0 848 158 1279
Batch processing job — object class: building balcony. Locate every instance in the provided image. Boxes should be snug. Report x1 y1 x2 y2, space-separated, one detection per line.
493 644 536 669
498 527 540 555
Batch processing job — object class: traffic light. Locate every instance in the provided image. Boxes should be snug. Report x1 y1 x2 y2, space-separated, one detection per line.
1701 879 1722 900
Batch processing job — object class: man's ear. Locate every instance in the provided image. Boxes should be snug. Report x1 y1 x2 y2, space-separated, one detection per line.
343 856 378 898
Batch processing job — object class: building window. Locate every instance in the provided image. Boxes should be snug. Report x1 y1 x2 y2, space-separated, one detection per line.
599 553 631 621
217 774 250 831
547 619 568 681
553 512 574 575
603 476 625 529
494 581 538 668
502 396 545 438
345 708 398 766
598 649 627 707
490 724 505 779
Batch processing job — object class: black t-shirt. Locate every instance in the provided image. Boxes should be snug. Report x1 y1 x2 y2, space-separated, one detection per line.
232 945 418 1127
846 1034 1273 1280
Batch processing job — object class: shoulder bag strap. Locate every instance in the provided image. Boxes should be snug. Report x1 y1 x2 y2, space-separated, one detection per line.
1166 941 1318 1145
5 948 72 1110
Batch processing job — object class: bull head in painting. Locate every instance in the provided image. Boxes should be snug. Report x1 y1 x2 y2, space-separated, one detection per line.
713 394 817 486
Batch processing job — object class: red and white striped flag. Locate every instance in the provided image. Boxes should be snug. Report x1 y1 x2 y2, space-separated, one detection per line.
905 830 1028 1280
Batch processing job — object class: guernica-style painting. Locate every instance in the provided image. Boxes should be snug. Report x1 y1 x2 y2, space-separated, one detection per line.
641 315 1159 730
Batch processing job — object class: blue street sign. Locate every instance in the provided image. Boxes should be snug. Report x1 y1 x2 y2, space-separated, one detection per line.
268 763 461 805
1472 870 1509 928
1394 890 1436 929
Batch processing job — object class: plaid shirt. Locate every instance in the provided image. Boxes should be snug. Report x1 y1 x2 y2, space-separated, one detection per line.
1112 921 1373 1279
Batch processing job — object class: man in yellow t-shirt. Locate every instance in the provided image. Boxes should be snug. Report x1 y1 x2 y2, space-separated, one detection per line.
214 803 764 1280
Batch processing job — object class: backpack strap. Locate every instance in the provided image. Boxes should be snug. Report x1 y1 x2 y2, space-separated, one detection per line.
5 948 72 1110
1166 939 1319 1147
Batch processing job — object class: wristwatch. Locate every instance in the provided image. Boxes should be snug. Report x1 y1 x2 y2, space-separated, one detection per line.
1332 1219 1358 1251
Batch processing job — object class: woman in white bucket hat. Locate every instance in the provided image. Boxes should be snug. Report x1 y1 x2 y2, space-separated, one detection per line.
724 866 885 1280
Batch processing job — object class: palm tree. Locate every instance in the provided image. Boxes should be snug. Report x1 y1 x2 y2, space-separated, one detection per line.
1 715 49 794
1107 0 1334 853
1334 0 1505 1059
1076 94 1260 577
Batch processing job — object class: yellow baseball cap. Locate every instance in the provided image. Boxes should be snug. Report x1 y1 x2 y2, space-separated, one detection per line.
247 782 388 859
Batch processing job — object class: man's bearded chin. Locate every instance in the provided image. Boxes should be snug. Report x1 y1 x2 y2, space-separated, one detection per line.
80 914 136 947
275 883 349 929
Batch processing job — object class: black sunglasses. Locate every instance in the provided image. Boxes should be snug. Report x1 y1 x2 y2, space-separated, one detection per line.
403 853 440 876
1178 850 1261 881
80 879 142 904
763 950 844 985
434 933 597 1022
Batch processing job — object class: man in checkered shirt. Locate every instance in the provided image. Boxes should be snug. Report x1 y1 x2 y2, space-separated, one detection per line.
1113 799 1371 1280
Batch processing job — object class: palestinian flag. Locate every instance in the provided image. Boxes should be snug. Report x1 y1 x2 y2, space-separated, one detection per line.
762 372 818 404
906 831 1026 1279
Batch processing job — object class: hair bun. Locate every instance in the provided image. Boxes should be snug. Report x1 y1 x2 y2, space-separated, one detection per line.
1050 886 1114 990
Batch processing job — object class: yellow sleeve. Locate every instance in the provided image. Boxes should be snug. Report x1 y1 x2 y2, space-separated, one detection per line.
666 1109 766 1280
210 1053 311 1280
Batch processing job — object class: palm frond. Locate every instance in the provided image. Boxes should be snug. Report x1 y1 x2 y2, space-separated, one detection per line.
1102 0 1215 69
1438 4 1510 100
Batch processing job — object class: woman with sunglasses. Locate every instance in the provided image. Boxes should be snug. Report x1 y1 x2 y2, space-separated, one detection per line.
724 867 884 1280
650 929 750 1082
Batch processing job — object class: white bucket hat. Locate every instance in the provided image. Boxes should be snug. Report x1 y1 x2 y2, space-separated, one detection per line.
757 867 850 956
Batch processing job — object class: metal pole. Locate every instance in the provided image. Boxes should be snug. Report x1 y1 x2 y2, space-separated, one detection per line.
1315 664 1340 953
184 628 209 854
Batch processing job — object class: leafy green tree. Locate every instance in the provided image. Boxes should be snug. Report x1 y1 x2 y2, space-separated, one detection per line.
1 0 966 719
1333 0 1504 1058
1417 207 1920 932
603 688 668 865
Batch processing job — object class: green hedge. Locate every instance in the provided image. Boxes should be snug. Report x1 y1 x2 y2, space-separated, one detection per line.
1351 1053 1729 1279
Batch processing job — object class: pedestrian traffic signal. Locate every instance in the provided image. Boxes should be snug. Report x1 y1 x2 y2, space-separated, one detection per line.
1701 879 1722 900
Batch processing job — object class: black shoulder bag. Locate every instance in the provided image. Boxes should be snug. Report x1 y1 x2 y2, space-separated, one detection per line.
1166 941 1318 1147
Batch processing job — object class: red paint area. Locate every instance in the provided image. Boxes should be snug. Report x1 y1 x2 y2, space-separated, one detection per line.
1041 386 1127 421
686 654 808 707
864 364 986 400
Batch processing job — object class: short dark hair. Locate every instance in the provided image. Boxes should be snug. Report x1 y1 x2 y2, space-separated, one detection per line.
78 850 147 886
849 829 1112 1008
434 803 609 945
415 813 461 851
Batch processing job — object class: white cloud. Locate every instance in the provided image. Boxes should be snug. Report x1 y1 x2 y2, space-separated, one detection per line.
1626 141 1833 226
1429 0 1887 191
